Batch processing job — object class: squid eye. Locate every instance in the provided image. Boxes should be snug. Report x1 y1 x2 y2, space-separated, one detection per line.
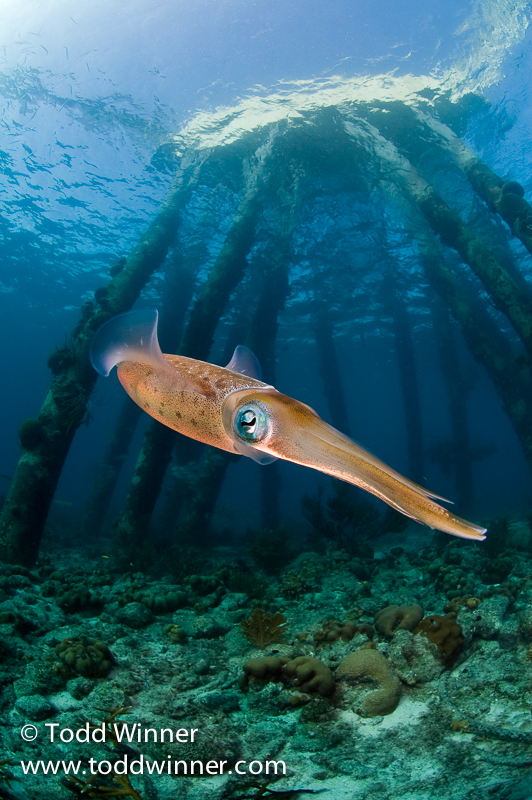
233 402 271 443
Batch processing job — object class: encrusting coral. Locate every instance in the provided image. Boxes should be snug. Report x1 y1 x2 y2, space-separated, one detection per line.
18 418 46 450
413 614 464 664
336 648 402 716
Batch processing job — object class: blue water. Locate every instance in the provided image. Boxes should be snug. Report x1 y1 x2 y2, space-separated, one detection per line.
3 4 532 800
1 0 531 522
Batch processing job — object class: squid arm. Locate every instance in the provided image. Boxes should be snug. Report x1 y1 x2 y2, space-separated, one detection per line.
91 309 487 541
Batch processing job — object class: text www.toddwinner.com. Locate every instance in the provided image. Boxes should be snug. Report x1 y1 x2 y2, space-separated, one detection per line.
19 722 287 778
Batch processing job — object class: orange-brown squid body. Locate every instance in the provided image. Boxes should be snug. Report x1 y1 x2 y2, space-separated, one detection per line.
91 310 487 541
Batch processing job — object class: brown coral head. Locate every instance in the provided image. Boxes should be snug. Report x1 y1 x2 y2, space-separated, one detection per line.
374 604 424 638
314 619 374 645
336 648 401 717
413 614 464 663
282 656 335 697
239 655 335 698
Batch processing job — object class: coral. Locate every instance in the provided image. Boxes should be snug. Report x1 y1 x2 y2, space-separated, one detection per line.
16 659 66 697
450 719 470 733
444 596 482 613
507 518 532 549
94 285 109 303
301 485 333 541
480 579 522 604
460 594 509 641
117 583 187 614
151 589 189 613
480 555 513 584
413 614 464 663
325 482 370 546
188 569 228 598
379 508 409 536
239 656 288 691
280 568 317 599
18 418 46 450
374 604 424 638
239 655 334 697
502 180 525 197
55 636 114 678
313 619 374 645
499 191 532 235
47 345 75 375
56 582 104 613
282 656 335 697
109 256 127 277
336 648 402 716
239 608 287 648
52 375 92 430
345 557 372 580
163 624 187 644
426 562 475 600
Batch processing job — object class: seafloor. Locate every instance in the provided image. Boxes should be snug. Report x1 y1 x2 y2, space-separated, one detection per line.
0 518 531 800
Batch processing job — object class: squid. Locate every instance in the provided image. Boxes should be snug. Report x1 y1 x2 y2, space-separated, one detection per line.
90 309 487 541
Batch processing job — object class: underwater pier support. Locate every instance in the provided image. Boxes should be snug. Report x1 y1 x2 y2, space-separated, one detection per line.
409 105 532 260
0 166 198 566
352 106 532 477
430 297 474 507
245 240 292 530
460 160 532 258
350 108 532 361
354 100 532 257
114 171 265 548
314 308 351 436
175 248 292 540
416 190 532 359
173 449 240 545
383 277 425 485
83 246 198 538
159 169 299 540
81 397 143 539
419 234 532 474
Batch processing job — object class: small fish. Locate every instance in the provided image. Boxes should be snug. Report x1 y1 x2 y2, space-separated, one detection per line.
0 474 12 482
91 310 487 541
54 499 73 508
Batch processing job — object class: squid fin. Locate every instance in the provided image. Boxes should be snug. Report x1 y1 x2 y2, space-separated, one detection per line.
90 309 197 393
90 309 166 376
225 345 263 380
